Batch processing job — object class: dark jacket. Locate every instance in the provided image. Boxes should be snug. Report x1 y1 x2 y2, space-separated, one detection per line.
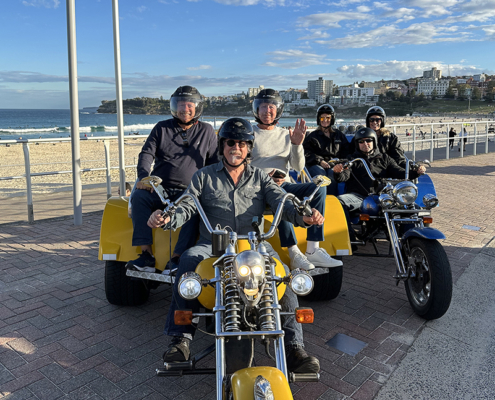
350 128 406 168
137 119 218 189
334 149 419 198
303 128 350 167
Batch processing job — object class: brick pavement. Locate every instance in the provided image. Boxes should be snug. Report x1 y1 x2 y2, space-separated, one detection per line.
0 153 494 399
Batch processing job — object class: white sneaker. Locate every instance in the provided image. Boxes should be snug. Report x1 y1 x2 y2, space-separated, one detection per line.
305 248 343 268
289 251 315 271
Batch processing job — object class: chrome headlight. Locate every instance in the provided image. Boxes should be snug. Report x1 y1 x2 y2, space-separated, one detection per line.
392 181 418 205
423 194 439 209
379 194 395 209
289 269 314 296
178 272 202 300
234 251 266 305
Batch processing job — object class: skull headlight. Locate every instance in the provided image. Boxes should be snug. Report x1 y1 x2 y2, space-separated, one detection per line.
423 194 439 209
289 269 314 296
178 272 202 300
234 251 266 305
393 181 418 205
379 194 394 209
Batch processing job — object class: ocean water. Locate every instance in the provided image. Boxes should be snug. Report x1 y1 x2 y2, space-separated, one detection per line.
0 109 351 140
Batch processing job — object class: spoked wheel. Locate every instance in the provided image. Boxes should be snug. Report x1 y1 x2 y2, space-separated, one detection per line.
404 238 452 320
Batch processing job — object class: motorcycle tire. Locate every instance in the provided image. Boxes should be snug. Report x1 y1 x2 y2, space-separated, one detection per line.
105 261 150 306
305 266 343 301
404 238 452 320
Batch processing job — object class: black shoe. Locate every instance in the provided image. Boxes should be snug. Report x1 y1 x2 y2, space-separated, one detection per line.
165 255 180 270
163 336 191 363
126 250 155 273
286 347 320 373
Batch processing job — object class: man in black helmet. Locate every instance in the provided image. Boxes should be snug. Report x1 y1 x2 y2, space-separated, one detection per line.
148 118 322 373
303 104 350 195
251 89 343 270
333 127 425 241
361 106 407 168
127 86 218 273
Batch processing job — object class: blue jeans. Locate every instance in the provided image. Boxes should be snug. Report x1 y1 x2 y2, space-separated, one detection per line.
337 192 365 242
277 182 326 248
164 240 304 347
131 188 199 256
307 165 338 196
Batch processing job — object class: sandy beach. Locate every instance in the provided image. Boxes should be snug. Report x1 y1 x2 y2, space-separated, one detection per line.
1 116 493 199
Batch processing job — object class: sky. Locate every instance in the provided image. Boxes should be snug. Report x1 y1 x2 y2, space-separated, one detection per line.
1 0 494 109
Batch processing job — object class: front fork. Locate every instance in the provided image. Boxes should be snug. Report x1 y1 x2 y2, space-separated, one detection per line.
383 213 416 281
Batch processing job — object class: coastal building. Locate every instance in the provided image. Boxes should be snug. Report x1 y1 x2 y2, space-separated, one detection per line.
423 67 442 80
279 88 302 102
338 83 375 98
317 92 327 104
308 77 333 100
247 85 264 98
417 78 450 96
362 81 388 95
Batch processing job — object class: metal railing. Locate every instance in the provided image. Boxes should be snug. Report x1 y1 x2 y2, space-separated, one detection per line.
0 134 146 223
1 121 494 224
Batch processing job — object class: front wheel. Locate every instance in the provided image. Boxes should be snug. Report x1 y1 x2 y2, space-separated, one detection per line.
105 261 150 306
305 266 343 301
404 238 452 320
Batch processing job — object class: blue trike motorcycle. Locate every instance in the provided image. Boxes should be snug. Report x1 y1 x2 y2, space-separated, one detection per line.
334 157 453 320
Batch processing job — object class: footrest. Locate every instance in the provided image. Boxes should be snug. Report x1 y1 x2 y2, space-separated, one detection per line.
289 372 320 382
126 269 175 284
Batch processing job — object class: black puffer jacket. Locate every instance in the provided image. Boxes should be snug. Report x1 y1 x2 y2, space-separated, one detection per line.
350 128 406 168
303 128 351 167
335 149 419 198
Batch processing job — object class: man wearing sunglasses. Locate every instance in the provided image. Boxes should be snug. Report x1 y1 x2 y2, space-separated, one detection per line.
127 86 218 273
333 127 425 242
303 104 350 195
249 89 343 271
362 106 406 168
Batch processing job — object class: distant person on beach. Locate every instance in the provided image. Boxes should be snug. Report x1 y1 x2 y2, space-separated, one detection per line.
459 128 468 151
126 86 218 273
449 127 456 149
358 106 406 168
250 89 342 270
117 182 132 197
303 104 350 195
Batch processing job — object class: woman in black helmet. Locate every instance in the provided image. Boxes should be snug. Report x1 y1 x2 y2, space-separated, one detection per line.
303 104 350 195
363 106 407 168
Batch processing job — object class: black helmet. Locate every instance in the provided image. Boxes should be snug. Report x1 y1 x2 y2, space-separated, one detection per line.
338 125 346 133
170 86 204 125
316 104 335 126
346 125 356 134
356 124 365 131
366 106 386 129
252 89 284 126
217 118 255 159
354 127 378 151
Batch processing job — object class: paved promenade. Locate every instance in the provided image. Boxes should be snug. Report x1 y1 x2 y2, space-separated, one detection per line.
0 152 494 399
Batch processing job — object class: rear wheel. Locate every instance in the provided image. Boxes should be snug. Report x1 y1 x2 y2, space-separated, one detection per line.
305 266 343 301
105 261 150 306
404 238 452 320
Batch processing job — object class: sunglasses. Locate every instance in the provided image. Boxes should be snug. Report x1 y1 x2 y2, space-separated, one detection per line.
358 139 373 144
320 117 332 121
369 118 382 123
225 139 247 148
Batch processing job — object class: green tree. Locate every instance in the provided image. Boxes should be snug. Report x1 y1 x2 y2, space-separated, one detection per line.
431 89 438 100
472 87 481 100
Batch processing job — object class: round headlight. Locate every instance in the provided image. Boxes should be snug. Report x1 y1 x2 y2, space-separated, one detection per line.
379 194 394 209
238 265 250 277
289 269 314 296
423 194 439 209
393 181 418 205
178 272 202 300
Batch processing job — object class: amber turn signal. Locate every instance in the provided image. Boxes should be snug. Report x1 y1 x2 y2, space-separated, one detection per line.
295 307 314 324
423 217 433 224
174 310 193 325
359 214 370 221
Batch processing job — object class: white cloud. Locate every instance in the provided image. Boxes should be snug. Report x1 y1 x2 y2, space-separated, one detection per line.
22 0 60 8
298 30 330 40
207 0 286 5
263 49 329 69
187 65 212 71
337 60 492 79
297 11 370 28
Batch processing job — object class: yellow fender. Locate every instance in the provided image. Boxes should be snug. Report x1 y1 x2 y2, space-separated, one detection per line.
230 367 293 400
98 196 179 271
195 239 287 310
265 195 352 266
